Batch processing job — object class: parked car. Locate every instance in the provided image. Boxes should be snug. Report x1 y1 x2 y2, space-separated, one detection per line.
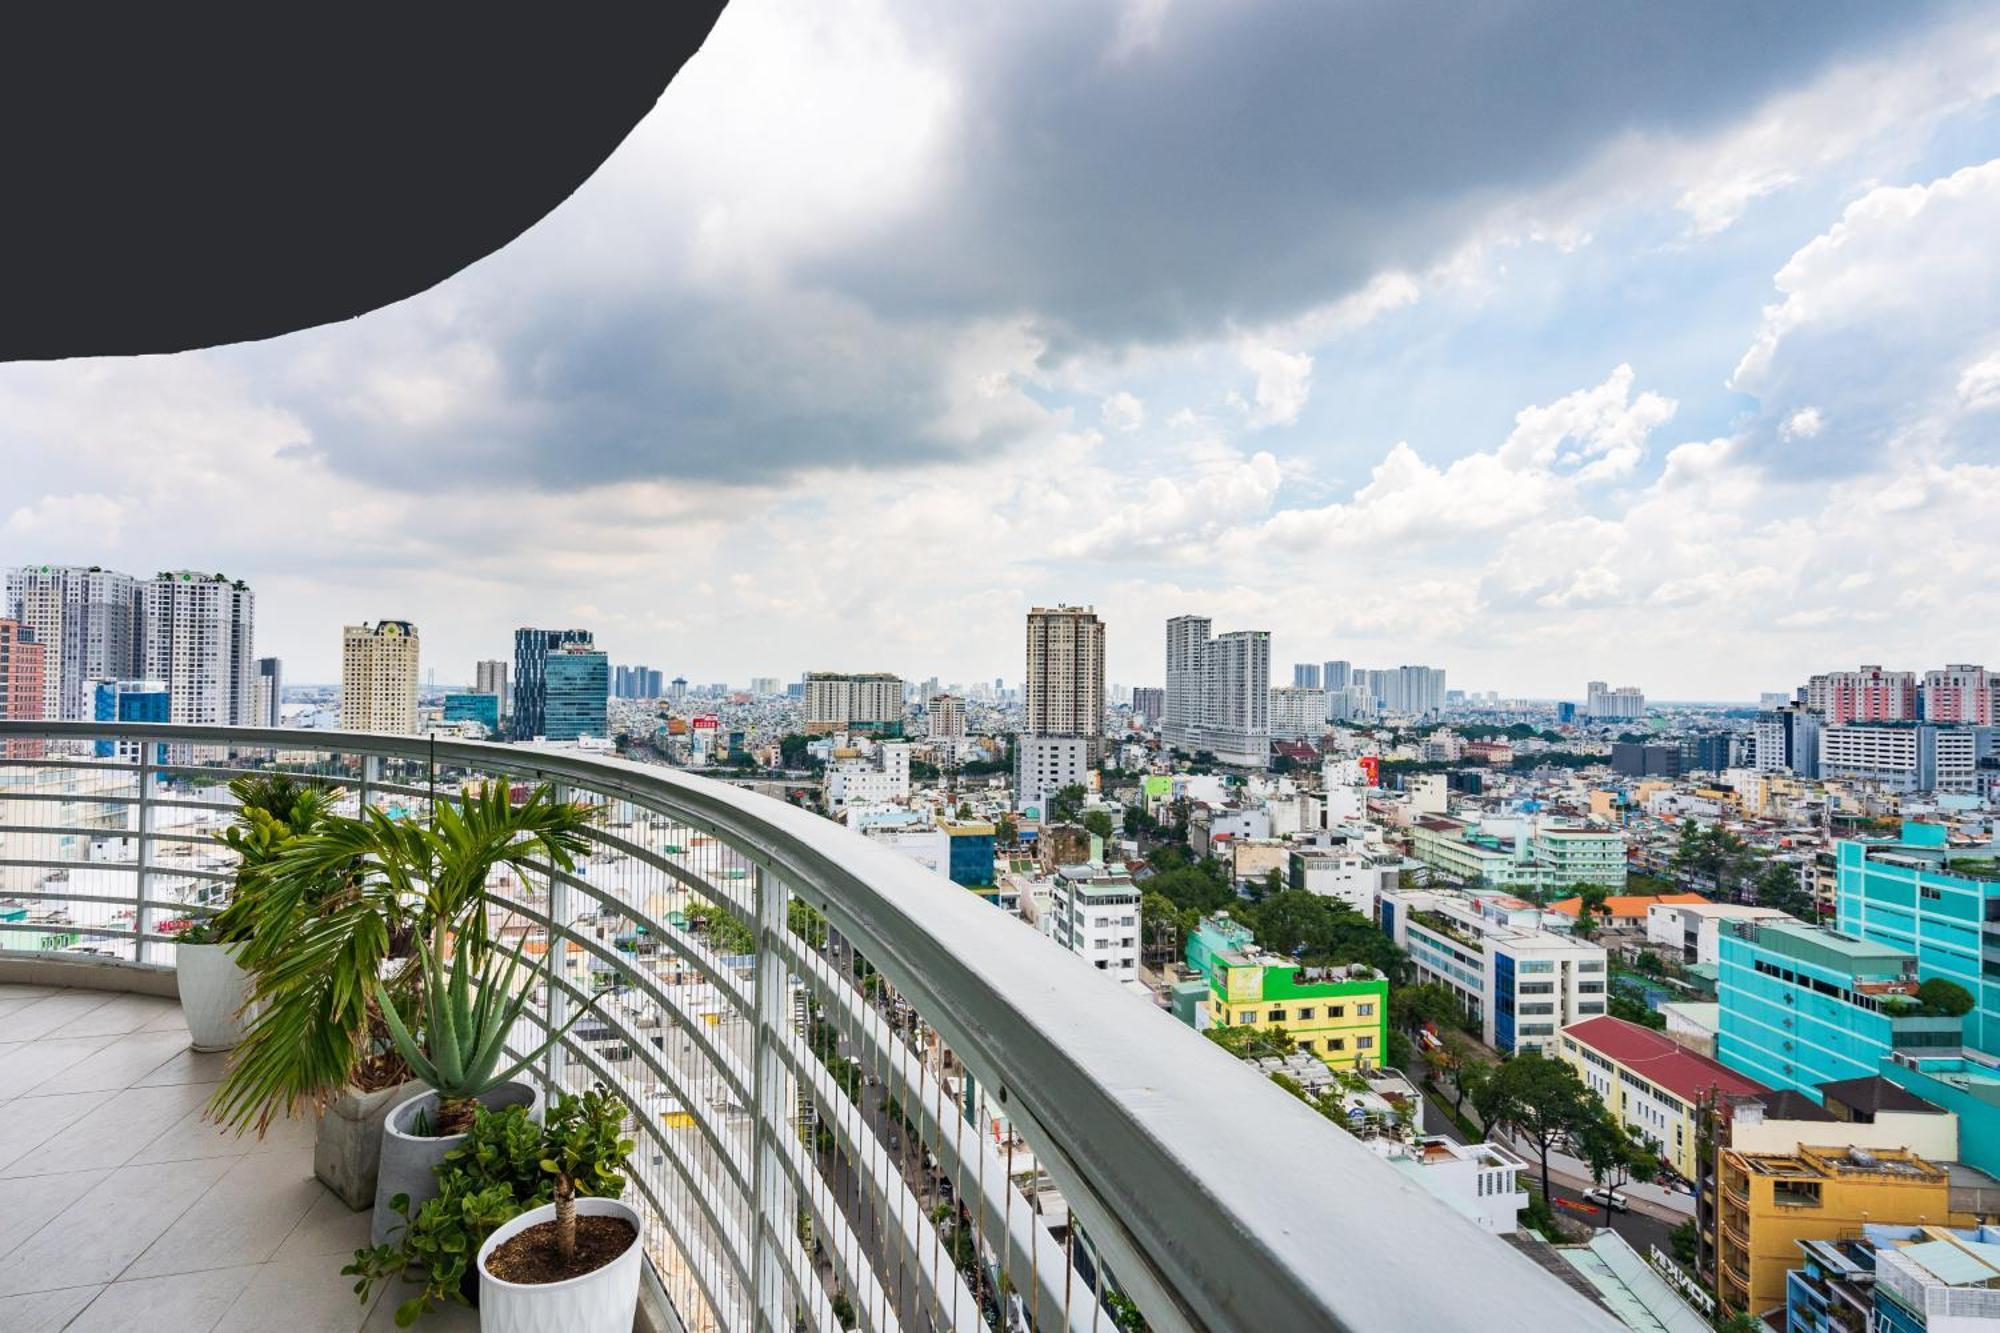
1582 1187 1629 1212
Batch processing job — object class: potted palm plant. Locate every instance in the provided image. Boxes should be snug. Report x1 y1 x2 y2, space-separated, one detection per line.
177 774 338 1051
370 924 593 1245
477 1086 641 1332
207 781 596 1220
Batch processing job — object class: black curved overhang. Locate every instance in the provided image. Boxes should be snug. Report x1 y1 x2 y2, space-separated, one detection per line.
0 5 728 361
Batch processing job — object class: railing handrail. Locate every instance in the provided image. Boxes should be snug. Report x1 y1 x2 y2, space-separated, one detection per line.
1 720 1618 1331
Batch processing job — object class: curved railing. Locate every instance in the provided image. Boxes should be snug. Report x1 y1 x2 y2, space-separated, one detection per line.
0 721 1615 1332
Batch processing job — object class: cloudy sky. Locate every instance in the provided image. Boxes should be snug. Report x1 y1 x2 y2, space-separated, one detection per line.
5 0 1999 699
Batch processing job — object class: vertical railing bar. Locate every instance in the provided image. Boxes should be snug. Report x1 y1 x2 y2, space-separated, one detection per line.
546 779 571 1097
133 744 156 962
751 859 790 1333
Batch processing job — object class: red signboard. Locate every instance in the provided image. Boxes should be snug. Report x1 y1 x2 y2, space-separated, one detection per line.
1358 755 1380 786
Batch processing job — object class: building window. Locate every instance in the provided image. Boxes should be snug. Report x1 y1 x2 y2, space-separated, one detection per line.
1328 1038 1345 1051
1329 1006 1345 1018
1297 1007 1316 1020
1774 1181 1822 1209
1357 1003 1374 1017
1268 1009 1286 1023
1356 1036 1374 1050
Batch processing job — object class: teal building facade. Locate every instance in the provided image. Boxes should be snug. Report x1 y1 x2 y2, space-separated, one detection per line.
1715 919 1960 1099
1836 823 2000 1054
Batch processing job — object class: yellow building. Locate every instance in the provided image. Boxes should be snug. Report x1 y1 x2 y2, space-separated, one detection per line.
1190 918 1389 1069
1716 1145 1957 1318
1558 1015 1765 1181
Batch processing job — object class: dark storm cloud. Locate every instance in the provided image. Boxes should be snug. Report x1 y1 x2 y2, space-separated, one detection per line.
826 0 1945 346
286 0 1949 490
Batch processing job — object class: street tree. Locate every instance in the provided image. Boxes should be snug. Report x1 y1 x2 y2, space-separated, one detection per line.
1390 982 1461 1037
1483 1052 1596 1205
1574 1105 1660 1227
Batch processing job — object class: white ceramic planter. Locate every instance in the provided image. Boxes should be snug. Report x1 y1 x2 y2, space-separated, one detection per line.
176 940 251 1052
372 1082 541 1247
477 1196 642 1333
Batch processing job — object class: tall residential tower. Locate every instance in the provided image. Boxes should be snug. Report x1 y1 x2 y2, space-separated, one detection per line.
141 571 256 726
4 564 141 720
341 621 420 734
1162 615 1270 767
1023 605 1105 750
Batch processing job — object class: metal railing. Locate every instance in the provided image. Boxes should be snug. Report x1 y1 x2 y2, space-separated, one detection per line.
0 721 1617 1332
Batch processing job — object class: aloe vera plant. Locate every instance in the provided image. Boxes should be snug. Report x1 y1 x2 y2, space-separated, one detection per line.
377 926 590 1134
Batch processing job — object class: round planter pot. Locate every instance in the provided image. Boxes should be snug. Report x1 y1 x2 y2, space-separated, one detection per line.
314 1079 413 1212
372 1082 541 1248
175 940 251 1052
477 1196 643 1333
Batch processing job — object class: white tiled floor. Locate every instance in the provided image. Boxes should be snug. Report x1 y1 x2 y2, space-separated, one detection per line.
0 983 477 1333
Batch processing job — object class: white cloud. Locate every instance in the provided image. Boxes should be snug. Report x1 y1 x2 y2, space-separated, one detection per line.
1958 351 2000 412
1732 158 2000 393
1250 366 1676 554
1232 343 1313 428
1780 407 1823 440
1101 391 1145 432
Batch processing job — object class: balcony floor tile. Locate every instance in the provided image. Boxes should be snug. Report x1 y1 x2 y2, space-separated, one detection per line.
64 1266 260 1333
0 1285 104 1333
0 986 402 1332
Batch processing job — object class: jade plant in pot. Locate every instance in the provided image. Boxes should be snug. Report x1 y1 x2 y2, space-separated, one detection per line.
177 774 338 1051
478 1084 642 1332
207 781 596 1214
370 925 592 1246
345 1088 634 1328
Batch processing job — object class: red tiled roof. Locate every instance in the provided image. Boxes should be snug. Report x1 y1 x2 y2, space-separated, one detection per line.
1561 1015 1768 1101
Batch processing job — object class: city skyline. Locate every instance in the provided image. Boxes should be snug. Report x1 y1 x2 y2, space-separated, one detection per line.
5 4 1998 696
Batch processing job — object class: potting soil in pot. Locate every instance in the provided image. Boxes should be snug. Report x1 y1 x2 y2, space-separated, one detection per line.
485 1215 638 1285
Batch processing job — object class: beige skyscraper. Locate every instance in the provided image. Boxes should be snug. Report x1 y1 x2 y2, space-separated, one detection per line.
341 621 421 734
1024 605 1105 749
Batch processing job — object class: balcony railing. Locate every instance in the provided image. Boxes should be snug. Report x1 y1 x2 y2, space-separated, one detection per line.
0 721 1617 1333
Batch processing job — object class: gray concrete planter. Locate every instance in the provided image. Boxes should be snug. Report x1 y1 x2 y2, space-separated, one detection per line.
314 1079 413 1211
372 1081 541 1247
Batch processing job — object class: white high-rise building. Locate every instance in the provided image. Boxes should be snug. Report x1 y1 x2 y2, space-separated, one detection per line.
341 621 421 734
1023 606 1105 749
1048 863 1141 983
1269 686 1326 741
1585 680 1646 720
4 564 142 720
928 693 966 740
1163 615 1211 751
141 572 256 726
1015 734 1091 813
1201 629 1271 767
803 672 904 735
1364 665 1447 717
1162 616 1271 766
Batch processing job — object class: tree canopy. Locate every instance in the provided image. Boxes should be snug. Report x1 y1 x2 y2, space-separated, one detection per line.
1244 890 1405 977
1476 1052 1597 1202
1916 977 1976 1017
